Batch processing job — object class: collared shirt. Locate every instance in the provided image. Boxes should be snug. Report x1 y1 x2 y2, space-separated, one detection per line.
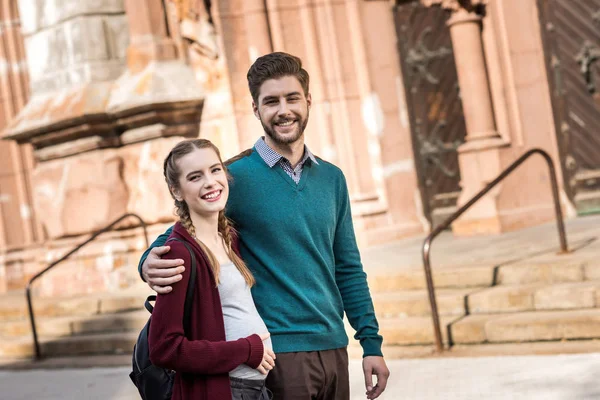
254 137 319 184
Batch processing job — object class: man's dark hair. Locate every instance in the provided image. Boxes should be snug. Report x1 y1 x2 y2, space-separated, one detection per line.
247 52 310 104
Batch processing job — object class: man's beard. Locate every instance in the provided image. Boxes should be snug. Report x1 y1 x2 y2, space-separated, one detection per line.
260 109 310 145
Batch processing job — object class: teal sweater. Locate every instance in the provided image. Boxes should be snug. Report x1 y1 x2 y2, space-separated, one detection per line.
139 149 383 357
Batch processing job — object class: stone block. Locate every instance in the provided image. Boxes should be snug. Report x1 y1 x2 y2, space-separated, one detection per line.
584 261 600 280
368 266 494 292
66 16 112 65
372 289 468 318
468 284 539 314
496 264 584 285
19 0 125 35
25 15 124 92
534 283 597 310
69 310 147 335
106 60 204 113
122 138 183 225
42 331 137 357
32 151 129 238
376 316 455 346
450 314 488 344
0 337 34 358
99 295 145 314
484 309 600 343
103 15 130 60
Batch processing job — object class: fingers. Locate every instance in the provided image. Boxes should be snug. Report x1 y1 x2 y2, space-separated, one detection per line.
369 381 387 399
266 349 276 360
150 246 172 256
259 332 270 341
263 353 275 368
147 264 185 278
363 364 374 394
260 359 274 373
148 259 185 271
372 369 389 399
257 365 267 375
152 285 173 294
365 360 390 400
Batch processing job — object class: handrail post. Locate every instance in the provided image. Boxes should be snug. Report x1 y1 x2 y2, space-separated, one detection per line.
26 213 149 360
541 151 569 254
25 283 41 359
423 238 444 352
422 148 569 353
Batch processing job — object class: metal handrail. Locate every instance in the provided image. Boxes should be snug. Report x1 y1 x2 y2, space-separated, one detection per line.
422 148 569 353
26 213 150 360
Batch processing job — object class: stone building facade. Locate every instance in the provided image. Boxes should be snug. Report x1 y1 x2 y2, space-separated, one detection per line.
0 0 598 296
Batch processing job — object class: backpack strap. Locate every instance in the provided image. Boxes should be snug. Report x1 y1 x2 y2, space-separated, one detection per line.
145 238 198 337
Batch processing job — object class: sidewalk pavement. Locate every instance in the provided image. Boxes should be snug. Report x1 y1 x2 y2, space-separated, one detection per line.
2 353 600 399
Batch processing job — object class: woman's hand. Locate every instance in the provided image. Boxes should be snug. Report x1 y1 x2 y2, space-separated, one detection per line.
256 332 276 375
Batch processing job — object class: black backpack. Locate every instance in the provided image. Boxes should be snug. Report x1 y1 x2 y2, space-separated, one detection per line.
129 238 198 400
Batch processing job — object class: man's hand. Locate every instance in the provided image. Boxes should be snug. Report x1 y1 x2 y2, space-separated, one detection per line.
142 246 185 294
363 356 389 399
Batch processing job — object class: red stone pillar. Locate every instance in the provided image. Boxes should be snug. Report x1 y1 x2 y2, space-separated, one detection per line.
0 0 40 250
444 4 509 235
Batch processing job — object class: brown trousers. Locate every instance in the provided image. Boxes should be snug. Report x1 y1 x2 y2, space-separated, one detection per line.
265 348 349 400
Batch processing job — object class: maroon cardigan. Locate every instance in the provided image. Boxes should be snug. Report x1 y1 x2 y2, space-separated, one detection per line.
148 222 264 400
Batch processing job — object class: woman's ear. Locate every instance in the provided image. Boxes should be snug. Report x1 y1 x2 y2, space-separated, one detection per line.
170 187 182 201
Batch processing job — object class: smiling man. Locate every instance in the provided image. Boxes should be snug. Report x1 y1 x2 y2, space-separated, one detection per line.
138 52 389 400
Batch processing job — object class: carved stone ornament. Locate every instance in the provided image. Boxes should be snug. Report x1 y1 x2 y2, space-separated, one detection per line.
419 0 487 11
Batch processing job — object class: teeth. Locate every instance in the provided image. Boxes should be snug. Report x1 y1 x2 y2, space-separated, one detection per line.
203 191 220 199
277 120 294 126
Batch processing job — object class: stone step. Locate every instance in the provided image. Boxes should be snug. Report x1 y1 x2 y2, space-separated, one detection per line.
372 289 470 318
495 261 599 285
0 290 150 322
374 316 461 346
467 281 600 314
0 309 149 338
452 308 600 344
348 339 600 360
368 265 494 292
0 331 139 359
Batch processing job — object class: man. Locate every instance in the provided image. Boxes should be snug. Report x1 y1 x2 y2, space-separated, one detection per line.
139 52 389 399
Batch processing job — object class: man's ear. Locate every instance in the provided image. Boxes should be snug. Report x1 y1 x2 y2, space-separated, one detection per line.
252 101 260 119
306 93 312 109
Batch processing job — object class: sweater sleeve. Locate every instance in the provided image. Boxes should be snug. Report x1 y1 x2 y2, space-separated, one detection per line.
333 173 383 358
148 241 265 374
137 226 173 281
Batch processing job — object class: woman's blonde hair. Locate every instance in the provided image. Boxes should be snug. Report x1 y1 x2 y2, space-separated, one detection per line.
163 139 255 287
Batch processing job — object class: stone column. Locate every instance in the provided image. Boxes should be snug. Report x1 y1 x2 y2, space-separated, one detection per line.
0 0 40 250
216 0 273 149
441 1 509 235
447 8 500 145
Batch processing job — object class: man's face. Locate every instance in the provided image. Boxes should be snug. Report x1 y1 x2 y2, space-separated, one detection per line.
253 76 311 145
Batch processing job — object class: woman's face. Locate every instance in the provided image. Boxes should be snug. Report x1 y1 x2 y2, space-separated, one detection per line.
173 147 229 218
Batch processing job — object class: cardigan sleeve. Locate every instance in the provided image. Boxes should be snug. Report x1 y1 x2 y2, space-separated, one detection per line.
148 241 265 374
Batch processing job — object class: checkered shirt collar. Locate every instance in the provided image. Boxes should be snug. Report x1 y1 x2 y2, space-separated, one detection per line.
254 137 319 168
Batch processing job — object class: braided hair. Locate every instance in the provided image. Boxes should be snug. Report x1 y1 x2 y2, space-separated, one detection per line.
163 139 255 287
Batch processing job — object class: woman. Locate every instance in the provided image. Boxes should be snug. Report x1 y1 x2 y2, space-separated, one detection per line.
148 139 275 400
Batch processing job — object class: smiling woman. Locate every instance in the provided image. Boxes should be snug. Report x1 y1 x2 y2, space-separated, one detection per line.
147 138 275 400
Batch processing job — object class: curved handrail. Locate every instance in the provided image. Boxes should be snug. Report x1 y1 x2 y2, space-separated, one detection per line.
26 213 150 360
423 148 569 352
